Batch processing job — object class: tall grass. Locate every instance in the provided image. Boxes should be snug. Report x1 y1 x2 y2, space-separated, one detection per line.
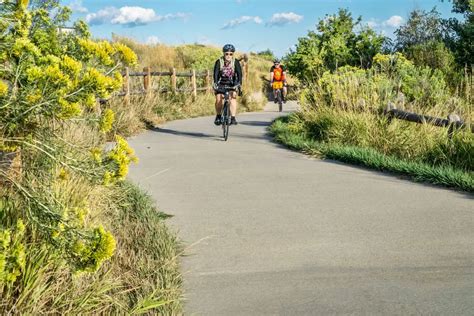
271 116 474 191
0 179 182 314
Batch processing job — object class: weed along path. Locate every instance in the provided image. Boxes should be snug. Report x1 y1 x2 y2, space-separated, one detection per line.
127 101 473 315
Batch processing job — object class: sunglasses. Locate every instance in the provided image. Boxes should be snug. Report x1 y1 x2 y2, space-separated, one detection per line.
225 52 234 56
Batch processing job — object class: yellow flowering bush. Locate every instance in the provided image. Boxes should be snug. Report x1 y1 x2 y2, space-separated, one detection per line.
103 135 138 184
0 0 138 287
71 226 116 273
0 218 26 285
0 0 137 138
100 109 115 133
0 80 8 97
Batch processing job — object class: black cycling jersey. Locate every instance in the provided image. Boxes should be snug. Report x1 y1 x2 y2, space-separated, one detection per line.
213 58 243 86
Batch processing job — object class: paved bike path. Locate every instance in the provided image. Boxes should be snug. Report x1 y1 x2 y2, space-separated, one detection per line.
128 101 474 315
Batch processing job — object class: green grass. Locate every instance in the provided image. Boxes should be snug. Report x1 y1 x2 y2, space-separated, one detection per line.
0 181 182 314
271 116 474 192
109 181 183 314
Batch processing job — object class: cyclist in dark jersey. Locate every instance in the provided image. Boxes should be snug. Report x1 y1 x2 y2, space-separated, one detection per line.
213 44 243 126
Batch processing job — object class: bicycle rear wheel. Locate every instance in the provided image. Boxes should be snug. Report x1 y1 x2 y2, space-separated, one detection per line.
222 102 230 141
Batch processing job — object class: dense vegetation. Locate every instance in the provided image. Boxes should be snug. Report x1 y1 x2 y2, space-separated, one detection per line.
276 4 473 190
0 0 182 313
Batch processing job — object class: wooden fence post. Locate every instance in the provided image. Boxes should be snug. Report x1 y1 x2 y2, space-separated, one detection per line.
123 67 130 105
206 69 212 94
448 113 461 139
143 66 152 97
191 69 197 99
171 68 177 93
244 56 249 87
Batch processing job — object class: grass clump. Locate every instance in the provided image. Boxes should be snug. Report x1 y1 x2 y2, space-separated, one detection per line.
271 114 474 192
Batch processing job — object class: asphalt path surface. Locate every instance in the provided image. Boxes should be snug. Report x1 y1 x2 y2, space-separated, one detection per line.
128 101 474 315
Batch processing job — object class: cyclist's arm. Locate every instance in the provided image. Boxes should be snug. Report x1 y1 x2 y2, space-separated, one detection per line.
213 59 220 84
234 59 243 86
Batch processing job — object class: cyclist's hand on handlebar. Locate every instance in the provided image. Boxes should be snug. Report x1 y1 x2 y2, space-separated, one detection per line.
213 82 219 91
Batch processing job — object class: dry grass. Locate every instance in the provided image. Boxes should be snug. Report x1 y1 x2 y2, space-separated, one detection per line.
0 121 183 314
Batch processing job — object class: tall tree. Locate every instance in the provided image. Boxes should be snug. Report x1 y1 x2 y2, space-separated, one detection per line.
285 9 386 82
443 0 474 67
394 8 445 50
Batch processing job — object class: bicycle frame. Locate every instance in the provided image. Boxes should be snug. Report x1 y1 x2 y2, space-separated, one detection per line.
217 86 236 141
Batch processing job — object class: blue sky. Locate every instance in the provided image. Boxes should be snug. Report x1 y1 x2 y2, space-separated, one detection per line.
65 0 459 57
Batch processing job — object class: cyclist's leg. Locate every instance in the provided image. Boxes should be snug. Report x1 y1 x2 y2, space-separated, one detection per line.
230 91 238 124
229 91 237 116
214 93 224 125
215 93 224 114
283 86 288 100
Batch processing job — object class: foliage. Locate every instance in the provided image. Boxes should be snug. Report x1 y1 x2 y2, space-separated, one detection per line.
0 1 177 313
271 115 474 191
307 52 467 114
443 1 474 68
253 49 276 61
176 44 221 70
285 9 386 82
394 8 445 51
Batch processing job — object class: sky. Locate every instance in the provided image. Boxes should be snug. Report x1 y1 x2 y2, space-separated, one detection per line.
64 0 460 57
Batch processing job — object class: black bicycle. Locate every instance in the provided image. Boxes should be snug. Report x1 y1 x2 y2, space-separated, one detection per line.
217 85 238 141
275 88 283 112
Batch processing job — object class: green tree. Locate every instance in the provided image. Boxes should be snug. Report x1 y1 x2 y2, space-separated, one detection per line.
394 8 457 75
443 0 474 67
285 9 386 82
394 8 445 50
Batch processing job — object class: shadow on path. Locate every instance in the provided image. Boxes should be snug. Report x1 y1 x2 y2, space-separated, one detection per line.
239 121 272 127
151 125 273 142
151 127 220 141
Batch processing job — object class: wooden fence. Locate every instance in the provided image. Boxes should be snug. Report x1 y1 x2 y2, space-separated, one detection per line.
121 67 212 100
384 102 473 137
120 56 250 103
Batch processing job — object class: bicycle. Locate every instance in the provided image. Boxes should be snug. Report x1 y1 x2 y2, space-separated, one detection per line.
272 81 284 112
216 85 239 141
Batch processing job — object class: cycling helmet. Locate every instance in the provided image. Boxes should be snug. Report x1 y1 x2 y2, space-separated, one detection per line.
223 44 236 53
273 59 280 64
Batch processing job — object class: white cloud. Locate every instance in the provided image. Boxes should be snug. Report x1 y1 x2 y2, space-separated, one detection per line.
222 16 263 29
384 15 404 27
146 36 161 45
267 12 303 27
85 6 190 26
366 20 378 29
68 0 88 13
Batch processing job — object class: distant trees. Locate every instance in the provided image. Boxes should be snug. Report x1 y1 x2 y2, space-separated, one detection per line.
286 2 473 83
285 9 386 82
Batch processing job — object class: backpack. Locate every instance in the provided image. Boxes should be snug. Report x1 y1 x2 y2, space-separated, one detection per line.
219 57 235 73
273 67 283 81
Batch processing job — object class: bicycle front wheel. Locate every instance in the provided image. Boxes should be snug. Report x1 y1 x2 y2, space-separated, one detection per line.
222 102 230 141
277 90 283 112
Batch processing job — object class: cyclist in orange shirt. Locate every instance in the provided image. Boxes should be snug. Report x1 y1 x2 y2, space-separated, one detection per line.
270 59 287 103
